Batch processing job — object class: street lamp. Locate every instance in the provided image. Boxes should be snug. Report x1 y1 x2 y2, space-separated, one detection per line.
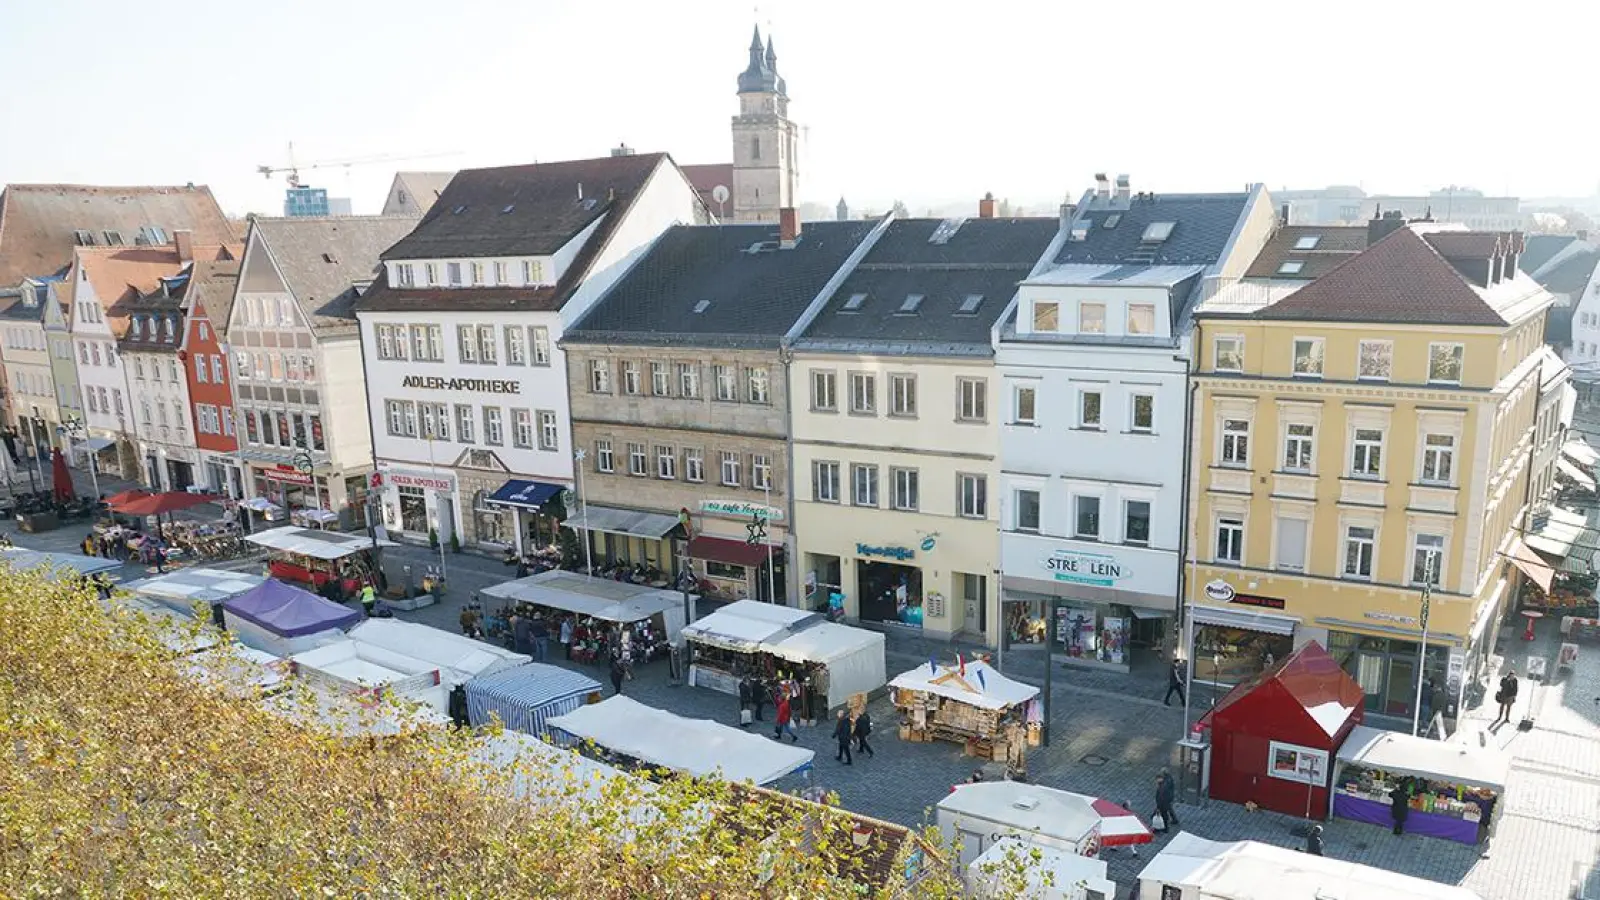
58 416 99 499
27 410 46 493
1411 554 1437 737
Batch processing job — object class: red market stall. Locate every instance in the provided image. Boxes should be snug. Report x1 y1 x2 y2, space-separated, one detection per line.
1197 641 1363 819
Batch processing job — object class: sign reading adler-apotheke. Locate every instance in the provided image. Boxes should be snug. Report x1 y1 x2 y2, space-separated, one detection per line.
1043 549 1131 587
401 375 522 394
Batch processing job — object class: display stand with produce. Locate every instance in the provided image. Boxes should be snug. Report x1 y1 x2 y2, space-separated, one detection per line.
1329 724 1509 845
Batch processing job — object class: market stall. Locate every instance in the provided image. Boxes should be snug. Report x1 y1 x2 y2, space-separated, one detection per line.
0 546 123 581
122 595 223 656
179 644 288 699
127 568 266 628
967 837 1115 900
765 622 886 710
260 684 451 738
682 601 885 712
547 695 814 785
290 507 340 530
468 729 644 808
482 570 686 665
464 663 603 739
683 601 816 691
245 525 394 595
1196 641 1363 818
1329 725 1509 844
221 578 360 656
937 781 1104 871
288 639 447 713
348 618 530 687
889 658 1039 767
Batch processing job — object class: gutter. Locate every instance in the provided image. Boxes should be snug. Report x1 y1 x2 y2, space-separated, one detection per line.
1175 322 1198 740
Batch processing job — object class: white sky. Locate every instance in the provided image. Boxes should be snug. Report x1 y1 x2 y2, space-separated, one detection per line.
1 0 1595 216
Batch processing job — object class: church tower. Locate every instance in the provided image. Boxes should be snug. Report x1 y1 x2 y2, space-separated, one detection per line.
732 26 799 224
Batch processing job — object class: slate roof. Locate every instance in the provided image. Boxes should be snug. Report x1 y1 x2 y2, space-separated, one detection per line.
250 217 419 337
185 259 241 341
0 184 235 286
565 220 877 348
1537 248 1600 298
796 217 1057 355
1244 225 1367 280
1519 234 1579 275
1052 193 1248 266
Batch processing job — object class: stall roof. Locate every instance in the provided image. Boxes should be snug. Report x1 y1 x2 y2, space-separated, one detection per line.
1137 832 1484 900
1506 538 1556 593
682 608 790 651
889 659 1038 711
0 547 122 578
180 645 287 696
222 579 360 638
244 525 397 560
260 685 451 738
348 618 530 686
547 695 814 785
1336 725 1511 791
123 596 221 655
290 639 440 686
469 729 643 806
970 837 1115 900
466 664 601 721
1525 505 1589 559
128 568 266 607
481 570 682 624
1563 438 1600 468
1198 642 1362 743
939 782 1101 846
1557 458 1597 492
766 622 885 666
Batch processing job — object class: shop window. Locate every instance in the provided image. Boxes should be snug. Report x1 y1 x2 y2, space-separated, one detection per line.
1421 434 1454 484
813 461 840 503
1074 495 1100 539
1124 499 1150 545
1283 423 1314 472
1275 516 1307 571
1351 429 1384 478
852 464 878 507
1014 489 1041 532
1411 534 1444 586
1194 625 1293 684
594 439 614 473
1292 338 1324 377
891 467 919 511
1220 419 1250 466
958 473 987 518
811 369 837 412
1215 516 1244 564
1343 526 1375 579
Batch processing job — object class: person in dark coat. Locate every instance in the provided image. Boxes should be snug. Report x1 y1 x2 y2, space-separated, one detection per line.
1154 769 1179 833
853 709 875 758
1305 824 1325 856
1495 667 1519 725
447 685 470 729
609 655 626 696
1163 658 1186 706
512 613 533 656
832 709 853 765
737 677 753 727
1390 780 1410 835
747 675 767 722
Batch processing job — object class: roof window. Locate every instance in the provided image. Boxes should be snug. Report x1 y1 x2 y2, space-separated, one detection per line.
451 205 467 215
692 300 712 314
1102 214 1121 229
897 294 924 315
73 230 96 247
102 230 124 246
1277 261 1306 275
840 293 867 312
1293 235 1321 250
956 294 984 315
1141 222 1175 243
501 204 515 214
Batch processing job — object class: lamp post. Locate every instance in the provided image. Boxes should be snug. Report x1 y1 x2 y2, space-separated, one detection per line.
58 416 99 499
573 448 593 576
1411 554 1437 737
423 433 447 584
28 411 46 493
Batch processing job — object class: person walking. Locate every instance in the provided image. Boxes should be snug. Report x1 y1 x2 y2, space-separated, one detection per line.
853 708 875 758
529 615 549 662
833 709 853 765
748 675 767 722
737 676 753 728
1154 769 1179 834
609 654 627 697
360 582 376 618
559 615 574 659
772 690 799 743
459 605 480 639
153 544 167 574
512 613 533 656
1495 667 1519 725
1390 780 1410 835
1164 657 1186 707
1305 824 1325 856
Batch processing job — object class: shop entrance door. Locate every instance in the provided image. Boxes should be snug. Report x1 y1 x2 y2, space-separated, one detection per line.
1384 657 1416 717
857 560 922 627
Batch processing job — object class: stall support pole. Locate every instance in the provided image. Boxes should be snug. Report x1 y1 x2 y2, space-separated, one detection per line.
763 482 777 604
1412 558 1435 737
1042 596 1058 747
574 449 593 576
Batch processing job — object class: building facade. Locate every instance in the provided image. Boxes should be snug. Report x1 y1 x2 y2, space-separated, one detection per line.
184 261 243 495
118 274 200 490
1 284 60 470
1188 224 1552 724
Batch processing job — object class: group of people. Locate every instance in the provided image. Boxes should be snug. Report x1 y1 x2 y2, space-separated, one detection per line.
736 672 872 764
82 527 166 572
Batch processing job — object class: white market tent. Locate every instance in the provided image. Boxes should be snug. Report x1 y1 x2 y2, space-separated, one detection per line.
547 695 814 785
348 618 530 687
968 837 1115 900
765 622 886 708
0 547 123 579
127 568 266 617
482 570 687 640
1333 725 1511 793
289 639 447 713
121 596 222 655
1137 832 1484 900
260 685 451 738
890 659 1038 711
469 729 643 806
180 645 288 698
682 599 819 651
938 782 1102 864
245 525 396 560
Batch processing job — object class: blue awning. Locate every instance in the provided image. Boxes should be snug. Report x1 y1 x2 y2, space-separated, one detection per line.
487 479 563 510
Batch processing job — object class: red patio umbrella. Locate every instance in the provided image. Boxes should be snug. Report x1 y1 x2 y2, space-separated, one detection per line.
112 491 222 517
50 448 74 503
104 488 151 506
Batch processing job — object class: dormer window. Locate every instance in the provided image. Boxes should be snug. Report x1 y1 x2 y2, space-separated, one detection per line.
1293 235 1321 250
131 318 144 339
840 293 867 313
164 317 176 341
395 263 415 287
896 294 924 315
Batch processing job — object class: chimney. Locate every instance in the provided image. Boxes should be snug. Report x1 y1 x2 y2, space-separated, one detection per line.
1093 173 1110 201
1113 174 1131 204
173 229 194 263
779 207 800 245
576 182 584 201
1279 203 1291 226
978 192 997 219
1366 210 1407 246
1578 229 1590 242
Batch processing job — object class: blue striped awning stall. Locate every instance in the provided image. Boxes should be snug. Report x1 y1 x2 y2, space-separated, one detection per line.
487 479 563 510
464 663 602 739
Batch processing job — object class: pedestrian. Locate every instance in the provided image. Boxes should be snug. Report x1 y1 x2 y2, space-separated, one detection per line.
512 612 533 656
737 676 753 728
1154 768 1179 834
853 708 875 758
1164 657 1186 706
360 582 376 618
459 605 480 639
1495 666 1519 725
773 690 799 743
833 708 853 765
609 654 627 696
750 676 768 722
1390 780 1410 835
560 615 574 659
1305 824 1325 856
153 544 167 574
530 615 549 662
82 533 95 556
448 685 470 729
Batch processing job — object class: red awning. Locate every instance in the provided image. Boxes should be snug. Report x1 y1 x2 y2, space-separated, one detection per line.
111 491 222 517
687 535 777 569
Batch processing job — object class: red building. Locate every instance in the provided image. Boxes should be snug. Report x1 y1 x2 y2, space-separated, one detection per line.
182 260 242 496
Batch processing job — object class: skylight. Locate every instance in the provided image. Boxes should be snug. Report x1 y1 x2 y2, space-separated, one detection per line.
841 293 867 312
1103 214 1121 229
957 294 984 314
1294 235 1321 250
1278 260 1306 275
451 205 467 215
501 204 515 214
692 300 712 314
897 294 924 314
1141 222 1176 243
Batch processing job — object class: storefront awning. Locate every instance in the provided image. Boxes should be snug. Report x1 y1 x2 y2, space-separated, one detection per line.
687 535 776 568
486 479 563 510
1506 538 1556 593
1188 604 1299 636
1557 458 1597 492
82 436 116 453
1563 439 1600 469
565 504 680 540
1524 506 1589 559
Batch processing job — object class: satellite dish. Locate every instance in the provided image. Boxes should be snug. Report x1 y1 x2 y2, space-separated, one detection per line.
711 185 731 205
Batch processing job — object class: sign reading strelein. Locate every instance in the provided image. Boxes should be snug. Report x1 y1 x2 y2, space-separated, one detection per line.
1043 549 1131 587
401 375 521 394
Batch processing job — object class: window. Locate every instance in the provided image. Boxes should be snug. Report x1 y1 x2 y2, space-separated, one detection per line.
377 324 395 360
458 325 478 363
1215 336 1244 372
447 262 463 286
1428 343 1465 383
1421 434 1454 484
678 363 700 398
523 260 544 285
530 327 550 366
627 443 648 476
401 402 418 438
470 262 484 286
1125 499 1151 545
1074 495 1101 538
713 365 737 401
410 326 428 361
1221 419 1250 466
531 410 557 451
1292 338 1324 376
512 409 533 448
506 327 527 365
1276 517 1308 571
1215 517 1244 564
1079 390 1102 428
651 362 670 396
1344 526 1375 579
482 407 503 444
589 359 611 393
1294 235 1321 250
622 361 642 395
1284 423 1314 472
455 405 475 443
656 445 677 480
958 474 987 518
595 439 614 473
957 378 986 422
198 321 210 342
1032 301 1059 332
395 263 415 287
225 410 237 437
751 454 772 490
278 298 294 326
813 461 841 503
746 367 770 404
850 373 876 414
811 370 837 411
79 343 90 365
134 357 146 380
1126 303 1156 335
1277 261 1305 275
720 451 741 486
301 354 316 382
1357 340 1393 380
286 355 302 382
1351 428 1383 478
684 448 704 483
1078 302 1106 334
1012 384 1037 425
420 402 438 440
1412 534 1445 586
1130 393 1154 432
889 374 917 417
268 354 284 382
847 464 877 507
494 261 508 285
424 263 438 286
196 357 208 382
1009 489 1041 532
891 468 919 511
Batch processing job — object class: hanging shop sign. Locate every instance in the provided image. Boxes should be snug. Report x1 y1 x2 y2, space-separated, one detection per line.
1203 579 1236 602
400 375 522 394
701 498 784 521
1043 549 1131 587
264 466 314 486
856 542 915 562
386 470 455 492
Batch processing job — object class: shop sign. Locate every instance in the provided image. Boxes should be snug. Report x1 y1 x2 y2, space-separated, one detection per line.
701 498 784 521
1203 579 1236 602
264 467 313 486
400 375 521 394
1231 593 1287 610
1364 611 1419 626
856 542 914 562
1043 549 1130 587
1446 649 1465 695
1267 740 1328 785
386 471 454 492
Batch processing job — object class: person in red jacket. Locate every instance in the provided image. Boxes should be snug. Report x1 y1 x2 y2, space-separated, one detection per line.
772 689 798 743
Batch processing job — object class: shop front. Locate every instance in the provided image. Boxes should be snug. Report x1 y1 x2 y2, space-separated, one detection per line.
566 504 683 582
485 478 568 552
690 499 788 604
377 468 456 544
1188 579 1300 685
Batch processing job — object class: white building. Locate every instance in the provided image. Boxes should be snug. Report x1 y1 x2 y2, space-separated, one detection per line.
1 282 59 471
229 216 418 523
992 176 1273 670
354 153 702 550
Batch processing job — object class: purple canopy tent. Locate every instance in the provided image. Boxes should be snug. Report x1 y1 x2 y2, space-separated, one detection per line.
221 579 360 655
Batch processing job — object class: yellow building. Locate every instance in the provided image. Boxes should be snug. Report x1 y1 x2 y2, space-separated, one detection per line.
1187 223 1554 723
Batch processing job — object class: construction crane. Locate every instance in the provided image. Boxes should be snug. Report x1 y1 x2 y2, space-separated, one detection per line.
256 142 459 188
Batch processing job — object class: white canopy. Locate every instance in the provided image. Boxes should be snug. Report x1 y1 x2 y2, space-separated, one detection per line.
1335 725 1511 792
0 547 122 579
766 623 886 708
120 596 221 655
939 782 1101 851
289 639 447 713
347 618 530 687
180 645 287 697
245 525 395 560
469 730 642 806
715 599 817 629
682 608 793 652
547 695 814 785
890 659 1038 711
128 568 266 612
260 685 451 738
482 571 686 639
1563 438 1600 468
968 837 1115 900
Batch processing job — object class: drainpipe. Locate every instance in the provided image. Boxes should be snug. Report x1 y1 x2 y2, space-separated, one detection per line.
1176 322 1199 741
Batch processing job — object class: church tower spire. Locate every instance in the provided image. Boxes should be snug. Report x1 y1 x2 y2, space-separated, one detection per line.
731 25 799 224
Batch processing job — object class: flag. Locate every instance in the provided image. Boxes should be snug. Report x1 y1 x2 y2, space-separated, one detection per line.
976 670 987 691
958 653 966 677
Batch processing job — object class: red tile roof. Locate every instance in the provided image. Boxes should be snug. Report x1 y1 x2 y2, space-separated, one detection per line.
681 163 734 217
